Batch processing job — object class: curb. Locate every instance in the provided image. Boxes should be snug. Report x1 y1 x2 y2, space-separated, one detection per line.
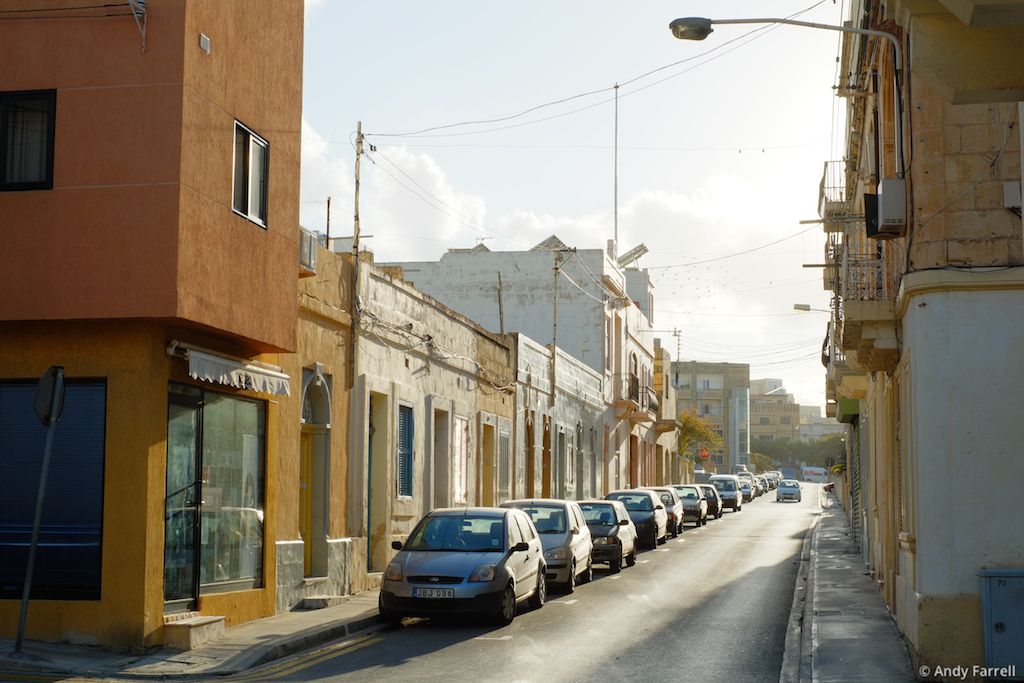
779 506 821 683
206 612 385 677
0 612 385 681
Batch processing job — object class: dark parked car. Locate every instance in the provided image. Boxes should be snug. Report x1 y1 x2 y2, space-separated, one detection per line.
671 484 708 527
708 474 742 512
698 483 724 519
578 499 637 572
605 490 667 549
642 486 684 537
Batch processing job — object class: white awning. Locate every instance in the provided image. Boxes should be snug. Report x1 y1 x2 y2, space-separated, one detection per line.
168 342 291 396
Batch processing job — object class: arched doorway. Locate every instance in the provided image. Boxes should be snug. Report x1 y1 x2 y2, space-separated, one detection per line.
300 366 331 578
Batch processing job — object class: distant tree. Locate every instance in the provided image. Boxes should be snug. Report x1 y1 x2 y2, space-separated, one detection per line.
750 452 774 473
753 433 845 468
677 411 722 463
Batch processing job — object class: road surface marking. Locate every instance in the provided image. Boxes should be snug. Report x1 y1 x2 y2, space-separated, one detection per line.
656 548 670 552
609 575 621 580
636 559 650 564
474 635 513 641
231 634 384 680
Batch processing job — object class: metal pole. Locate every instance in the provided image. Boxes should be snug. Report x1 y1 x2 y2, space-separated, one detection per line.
325 195 331 249
613 83 619 252
497 272 505 335
15 385 63 653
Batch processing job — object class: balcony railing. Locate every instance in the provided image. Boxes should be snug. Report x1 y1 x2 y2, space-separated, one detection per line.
842 253 887 302
818 160 853 231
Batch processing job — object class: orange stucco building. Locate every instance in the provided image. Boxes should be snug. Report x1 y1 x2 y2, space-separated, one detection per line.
0 0 304 649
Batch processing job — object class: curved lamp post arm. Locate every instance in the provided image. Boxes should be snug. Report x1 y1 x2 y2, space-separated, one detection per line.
670 16 906 176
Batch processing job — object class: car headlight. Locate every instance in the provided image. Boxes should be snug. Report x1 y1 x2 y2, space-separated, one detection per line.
468 564 497 582
384 561 403 582
593 536 615 545
544 547 569 560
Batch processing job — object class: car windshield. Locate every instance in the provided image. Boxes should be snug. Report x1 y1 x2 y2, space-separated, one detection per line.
712 479 736 492
403 514 505 552
674 486 701 500
518 505 567 534
580 503 616 525
607 493 653 511
781 480 800 487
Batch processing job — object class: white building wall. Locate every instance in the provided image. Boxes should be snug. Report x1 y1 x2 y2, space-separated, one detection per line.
387 246 613 374
512 335 605 500
350 265 515 571
904 284 1024 597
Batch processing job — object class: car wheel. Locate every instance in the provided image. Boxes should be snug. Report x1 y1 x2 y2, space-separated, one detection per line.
610 550 622 574
378 594 403 624
626 547 637 566
528 568 546 610
564 560 576 593
671 521 679 538
580 557 593 584
492 583 517 625
717 510 723 519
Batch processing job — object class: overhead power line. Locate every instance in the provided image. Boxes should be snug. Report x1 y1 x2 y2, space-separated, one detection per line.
364 0 830 140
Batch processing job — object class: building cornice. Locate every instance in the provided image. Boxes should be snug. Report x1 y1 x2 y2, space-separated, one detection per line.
896 266 1024 318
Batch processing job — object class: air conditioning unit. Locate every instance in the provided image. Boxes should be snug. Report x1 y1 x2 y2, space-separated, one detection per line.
865 179 906 239
878 178 906 233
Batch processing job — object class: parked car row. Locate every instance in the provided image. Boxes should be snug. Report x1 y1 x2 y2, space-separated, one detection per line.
379 479 800 625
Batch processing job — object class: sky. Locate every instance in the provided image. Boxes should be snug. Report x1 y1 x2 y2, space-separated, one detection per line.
299 1 849 411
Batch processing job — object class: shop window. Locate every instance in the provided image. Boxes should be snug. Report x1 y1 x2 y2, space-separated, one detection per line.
165 384 265 596
0 380 106 599
1 90 56 191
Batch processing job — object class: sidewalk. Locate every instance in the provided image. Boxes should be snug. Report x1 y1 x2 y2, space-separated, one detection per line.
793 491 916 682
0 590 383 680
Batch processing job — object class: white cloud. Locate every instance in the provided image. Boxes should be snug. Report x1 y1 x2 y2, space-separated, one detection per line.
299 124 828 406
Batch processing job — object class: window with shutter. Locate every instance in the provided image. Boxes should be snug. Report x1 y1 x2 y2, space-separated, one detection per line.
497 432 510 501
453 416 470 503
397 405 414 498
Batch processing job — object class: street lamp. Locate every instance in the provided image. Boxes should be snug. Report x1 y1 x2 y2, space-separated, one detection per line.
794 303 830 313
669 16 906 176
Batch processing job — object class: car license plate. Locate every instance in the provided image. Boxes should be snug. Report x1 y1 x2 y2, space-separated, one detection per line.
413 587 454 599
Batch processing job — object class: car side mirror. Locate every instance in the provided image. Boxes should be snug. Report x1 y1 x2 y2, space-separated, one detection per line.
571 528 579 535
512 541 530 553
391 541 403 550
655 504 664 510
618 519 629 526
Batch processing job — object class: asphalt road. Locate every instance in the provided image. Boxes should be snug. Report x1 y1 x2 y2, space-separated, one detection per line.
241 487 821 683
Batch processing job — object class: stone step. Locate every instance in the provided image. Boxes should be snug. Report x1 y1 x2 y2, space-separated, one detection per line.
163 615 225 652
301 595 349 610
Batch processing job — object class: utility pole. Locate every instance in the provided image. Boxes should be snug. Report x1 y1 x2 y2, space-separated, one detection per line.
325 195 331 249
551 251 560 407
673 328 681 361
497 272 505 335
350 122 363 390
